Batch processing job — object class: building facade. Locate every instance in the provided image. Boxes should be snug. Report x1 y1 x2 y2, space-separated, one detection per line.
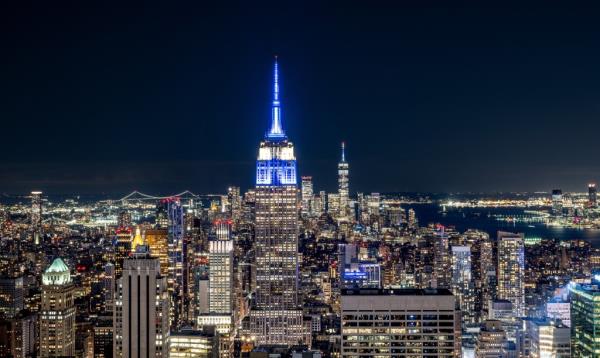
528 318 570 358
338 142 349 218
451 246 475 326
497 231 525 317
40 258 76 357
570 283 600 357
114 246 169 358
340 288 460 357
249 58 304 347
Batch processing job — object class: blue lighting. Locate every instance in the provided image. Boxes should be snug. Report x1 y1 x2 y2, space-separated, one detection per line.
267 57 286 139
256 159 297 186
343 270 368 279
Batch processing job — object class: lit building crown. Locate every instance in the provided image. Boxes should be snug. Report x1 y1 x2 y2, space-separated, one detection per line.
267 56 286 140
42 257 72 285
256 57 297 186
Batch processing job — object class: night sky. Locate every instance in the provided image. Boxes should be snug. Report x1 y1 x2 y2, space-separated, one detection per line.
2 2 600 196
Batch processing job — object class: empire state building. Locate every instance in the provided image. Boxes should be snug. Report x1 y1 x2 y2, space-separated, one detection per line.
249 58 305 346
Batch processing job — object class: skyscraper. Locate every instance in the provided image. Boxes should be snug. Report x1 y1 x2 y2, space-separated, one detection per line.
114 245 169 358
338 142 349 218
528 318 570 358
40 258 76 357
451 246 475 327
166 198 186 328
249 58 304 346
552 189 563 216
588 183 597 208
198 220 234 357
30 191 42 245
570 282 600 357
227 186 242 225
301 176 313 216
117 210 131 229
497 231 525 318
114 227 132 279
0 276 24 319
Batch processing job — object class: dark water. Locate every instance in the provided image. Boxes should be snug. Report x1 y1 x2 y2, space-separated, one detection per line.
406 203 600 248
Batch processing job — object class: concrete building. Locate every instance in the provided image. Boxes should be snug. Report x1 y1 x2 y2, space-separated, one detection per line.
167 327 218 358
451 246 475 327
114 245 169 358
40 258 76 357
0 276 24 318
528 318 570 358
497 232 525 317
340 288 459 357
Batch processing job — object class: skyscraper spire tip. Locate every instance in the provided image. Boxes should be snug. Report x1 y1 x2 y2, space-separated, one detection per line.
267 56 285 139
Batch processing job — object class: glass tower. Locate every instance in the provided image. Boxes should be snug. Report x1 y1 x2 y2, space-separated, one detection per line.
570 282 600 357
338 142 349 217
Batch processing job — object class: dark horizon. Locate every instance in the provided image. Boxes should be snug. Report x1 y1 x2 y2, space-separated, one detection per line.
3 2 600 195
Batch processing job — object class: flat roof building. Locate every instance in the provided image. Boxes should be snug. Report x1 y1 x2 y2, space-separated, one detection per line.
341 288 460 357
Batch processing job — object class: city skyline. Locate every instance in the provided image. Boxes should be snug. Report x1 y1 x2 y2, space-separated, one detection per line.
2 58 600 357
3 3 600 194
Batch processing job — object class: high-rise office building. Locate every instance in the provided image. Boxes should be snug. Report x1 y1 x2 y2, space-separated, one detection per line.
341 288 460 357
552 189 563 216
93 318 113 358
497 231 525 317
102 263 115 314
40 258 76 357
198 220 235 356
117 210 131 229
227 186 242 225
546 297 571 327
475 320 511 358
433 232 451 289
167 326 218 358
208 222 233 314
0 313 37 358
114 227 133 278
30 191 42 245
145 228 169 276
461 229 494 321
0 276 24 318
114 245 169 358
408 208 417 229
249 58 304 347
570 282 600 357
327 193 340 216
301 176 313 216
528 318 570 358
338 142 349 218
589 183 597 207
166 198 186 328
451 246 475 326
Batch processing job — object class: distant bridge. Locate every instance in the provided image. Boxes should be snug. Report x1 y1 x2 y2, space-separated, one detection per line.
119 190 222 202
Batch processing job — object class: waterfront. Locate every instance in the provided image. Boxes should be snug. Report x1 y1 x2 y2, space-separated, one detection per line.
406 203 600 247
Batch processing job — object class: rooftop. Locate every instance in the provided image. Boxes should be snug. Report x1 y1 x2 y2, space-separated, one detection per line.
342 288 453 296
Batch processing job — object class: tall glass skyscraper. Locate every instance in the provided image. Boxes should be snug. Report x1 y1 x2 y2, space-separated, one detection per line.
338 142 349 217
570 282 600 357
249 58 304 346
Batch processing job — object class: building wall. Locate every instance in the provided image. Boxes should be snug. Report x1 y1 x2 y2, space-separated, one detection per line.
341 289 459 357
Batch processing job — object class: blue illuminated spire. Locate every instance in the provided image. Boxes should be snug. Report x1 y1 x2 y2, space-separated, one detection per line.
341 141 346 162
267 56 286 139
